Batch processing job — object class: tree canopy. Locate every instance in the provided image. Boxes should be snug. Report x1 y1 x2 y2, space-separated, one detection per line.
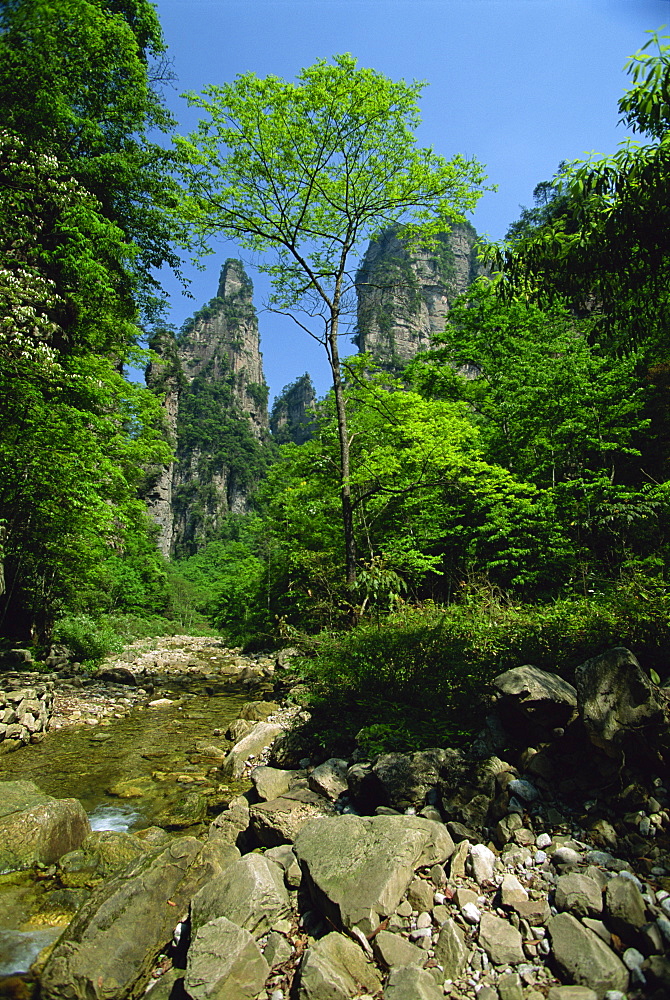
177 53 490 583
0 0 185 637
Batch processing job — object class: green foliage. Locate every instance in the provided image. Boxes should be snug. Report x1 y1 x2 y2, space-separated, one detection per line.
0 0 188 638
52 613 124 665
293 577 670 756
178 53 491 584
0 349 173 635
0 0 186 317
412 279 648 485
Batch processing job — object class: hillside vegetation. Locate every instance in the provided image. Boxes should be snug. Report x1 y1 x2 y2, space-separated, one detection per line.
2 5 670 750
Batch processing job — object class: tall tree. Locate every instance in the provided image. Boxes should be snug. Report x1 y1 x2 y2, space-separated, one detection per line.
0 0 183 636
177 54 490 584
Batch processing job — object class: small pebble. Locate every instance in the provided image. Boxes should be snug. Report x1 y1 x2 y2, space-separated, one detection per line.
617 870 643 890
409 926 431 940
657 914 670 942
552 846 581 866
622 947 644 971
462 902 481 924
535 833 551 849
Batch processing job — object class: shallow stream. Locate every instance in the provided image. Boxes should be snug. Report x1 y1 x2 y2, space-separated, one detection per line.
0 676 254 982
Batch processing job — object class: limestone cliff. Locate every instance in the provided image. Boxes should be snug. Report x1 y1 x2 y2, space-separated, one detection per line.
270 373 316 445
146 260 270 557
354 223 482 370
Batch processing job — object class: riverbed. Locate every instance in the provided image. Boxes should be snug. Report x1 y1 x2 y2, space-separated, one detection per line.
0 635 284 984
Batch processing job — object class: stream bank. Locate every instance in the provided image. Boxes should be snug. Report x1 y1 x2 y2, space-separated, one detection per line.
0 638 669 1000
0 635 299 988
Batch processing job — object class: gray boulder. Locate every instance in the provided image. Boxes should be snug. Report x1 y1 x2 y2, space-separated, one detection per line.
59 830 150 879
191 853 290 939
39 837 234 1000
295 814 454 933
373 929 426 970
478 911 525 965
298 932 381 999
574 647 665 758
308 758 349 801
548 912 629 999
383 964 443 1000
360 748 464 813
0 780 90 871
554 872 603 917
250 765 297 802
208 795 250 849
604 874 647 942
492 664 578 737
221 722 284 778
249 787 337 846
184 916 269 1000
434 917 469 980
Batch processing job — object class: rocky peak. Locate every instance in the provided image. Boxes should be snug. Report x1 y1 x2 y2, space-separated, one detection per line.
145 260 270 557
355 223 483 371
270 373 316 445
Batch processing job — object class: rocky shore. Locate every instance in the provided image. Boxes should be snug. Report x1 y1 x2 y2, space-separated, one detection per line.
0 640 668 1000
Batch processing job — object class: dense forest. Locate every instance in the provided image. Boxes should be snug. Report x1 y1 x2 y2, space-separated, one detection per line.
2 1 670 751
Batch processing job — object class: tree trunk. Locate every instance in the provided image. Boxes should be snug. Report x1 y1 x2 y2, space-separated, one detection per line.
327 309 356 585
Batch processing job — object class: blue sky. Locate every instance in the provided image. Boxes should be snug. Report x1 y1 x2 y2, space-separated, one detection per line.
152 0 669 403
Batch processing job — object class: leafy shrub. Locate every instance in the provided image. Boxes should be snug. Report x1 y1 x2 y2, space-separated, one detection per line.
52 613 123 665
292 577 670 757
52 611 217 666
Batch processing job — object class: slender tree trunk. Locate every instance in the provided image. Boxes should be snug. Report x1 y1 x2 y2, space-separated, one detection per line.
327 307 356 585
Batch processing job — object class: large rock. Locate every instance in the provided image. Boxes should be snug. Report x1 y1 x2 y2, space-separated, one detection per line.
356 748 464 813
478 911 525 965
492 664 578 738
383 964 443 1000
39 837 235 1000
249 787 337 846
250 765 296 802
208 795 250 849
373 929 426 970
295 814 454 933
59 830 150 880
308 758 349 801
574 647 665 758
434 918 469 980
604 874 647 942
554 872 603 917
184 916 269 1000
221 722 284 779
191 853 290 938
298 932 381 999
0 780 90 871
548 912 629 999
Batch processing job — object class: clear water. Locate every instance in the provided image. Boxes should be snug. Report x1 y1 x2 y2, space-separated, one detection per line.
0 676 258 983
88 804 141 832
0 929 62 976
0 683 252 825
